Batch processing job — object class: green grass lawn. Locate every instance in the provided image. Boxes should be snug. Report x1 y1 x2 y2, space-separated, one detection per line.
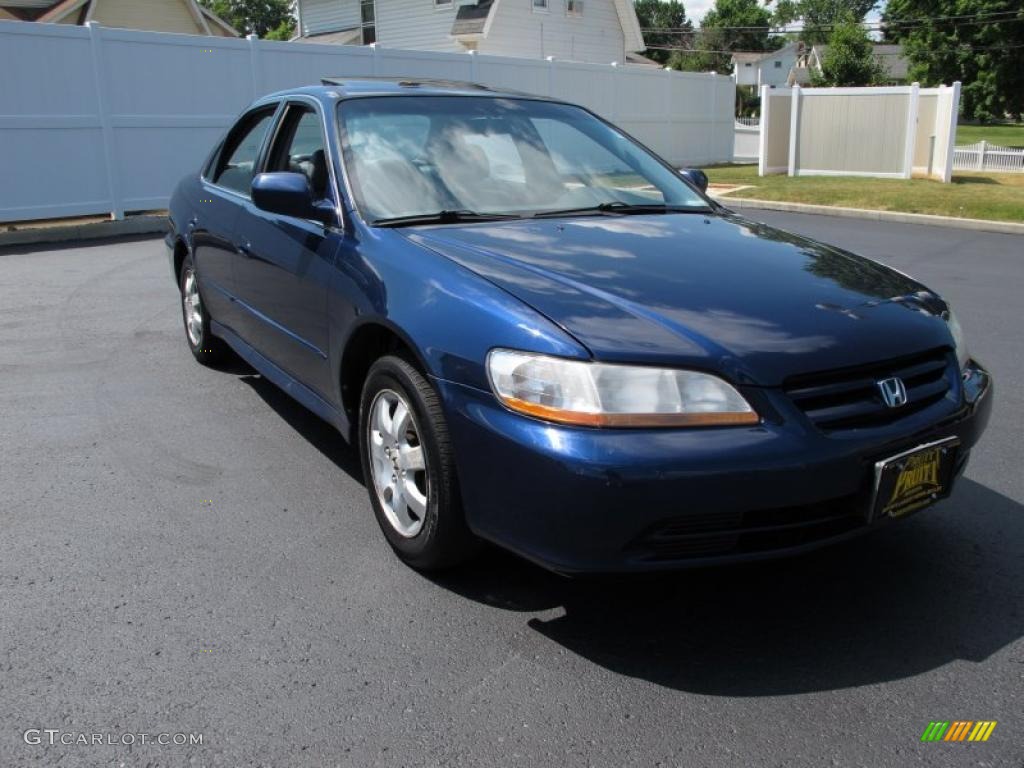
955 123 1024 148
704 165 1024 223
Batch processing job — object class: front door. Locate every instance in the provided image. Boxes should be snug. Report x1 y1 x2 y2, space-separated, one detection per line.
194 106 277 324
232 101 340 400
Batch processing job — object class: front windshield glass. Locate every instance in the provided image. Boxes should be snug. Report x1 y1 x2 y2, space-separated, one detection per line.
337 95 711 223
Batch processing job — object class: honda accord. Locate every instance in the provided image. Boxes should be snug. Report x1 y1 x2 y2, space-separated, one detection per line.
166 79 992 573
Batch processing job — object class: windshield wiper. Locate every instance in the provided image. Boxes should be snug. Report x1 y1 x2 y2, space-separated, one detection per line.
372 210 524 228
532 201 714 218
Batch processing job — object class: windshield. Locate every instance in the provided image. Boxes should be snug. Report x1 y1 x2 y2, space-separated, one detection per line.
336 96 711 224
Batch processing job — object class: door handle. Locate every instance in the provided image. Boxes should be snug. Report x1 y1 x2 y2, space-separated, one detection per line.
188 215 198 230
238 242 253 258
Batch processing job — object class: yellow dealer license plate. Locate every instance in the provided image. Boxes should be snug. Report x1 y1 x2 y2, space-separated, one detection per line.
872 438 961 520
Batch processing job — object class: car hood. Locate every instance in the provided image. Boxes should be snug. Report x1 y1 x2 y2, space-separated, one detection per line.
403 213 954 386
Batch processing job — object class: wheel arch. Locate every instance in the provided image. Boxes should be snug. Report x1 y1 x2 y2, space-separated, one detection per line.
173 237 189 282
339 318 432 441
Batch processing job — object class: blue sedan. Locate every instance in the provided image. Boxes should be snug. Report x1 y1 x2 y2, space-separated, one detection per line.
166 78 992 573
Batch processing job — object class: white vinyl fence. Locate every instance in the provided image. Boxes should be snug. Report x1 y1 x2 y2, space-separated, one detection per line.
758 82 962 183
952 141 1024 173
0 19 735 223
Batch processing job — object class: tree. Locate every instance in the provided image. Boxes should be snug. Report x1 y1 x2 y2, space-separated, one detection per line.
669 0 777 73
811 14 883 85
771 0 877 45
198 0 295 38
635 0 692 65
883 0 1024 122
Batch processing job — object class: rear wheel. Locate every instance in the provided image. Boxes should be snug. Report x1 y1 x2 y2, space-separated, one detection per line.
179 254 227 365
358 355 478 570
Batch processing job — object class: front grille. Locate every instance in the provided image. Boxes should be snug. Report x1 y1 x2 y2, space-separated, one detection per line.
784 348 954 432
628 494 864 561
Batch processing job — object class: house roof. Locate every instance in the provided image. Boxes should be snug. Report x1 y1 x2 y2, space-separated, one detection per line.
199 5 239 36
11 0 239 35
614 0 644 53
451 0 492 37
297 26 361 44
730 42 801 66
452 0 491 37
0 0 54 17
871 43 909 79
0 0 64 20
812 43 909 80
625 51 661 67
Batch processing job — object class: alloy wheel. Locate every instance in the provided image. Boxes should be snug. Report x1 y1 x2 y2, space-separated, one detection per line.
367 388 429 538
182 269 203 347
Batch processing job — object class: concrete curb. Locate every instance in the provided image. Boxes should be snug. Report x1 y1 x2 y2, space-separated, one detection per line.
713 196 1024 236
0 215 166 248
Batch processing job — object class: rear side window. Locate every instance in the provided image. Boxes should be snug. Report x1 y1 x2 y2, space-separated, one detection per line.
212 107 276 195
266 104 331 201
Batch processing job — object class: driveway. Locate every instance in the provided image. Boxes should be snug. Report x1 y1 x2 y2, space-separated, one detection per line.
1 212 1021 767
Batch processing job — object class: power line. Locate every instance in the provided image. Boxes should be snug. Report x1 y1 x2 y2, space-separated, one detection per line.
644 42 1024 56
641 16 1024 34
639 9 1022 34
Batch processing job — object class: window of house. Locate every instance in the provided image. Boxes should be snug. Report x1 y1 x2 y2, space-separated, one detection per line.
360 0 376 44
211 107 276 195
533 0 548 12
744 62 752 67
566 0 582 15
434 0 452 6
774 60 782 68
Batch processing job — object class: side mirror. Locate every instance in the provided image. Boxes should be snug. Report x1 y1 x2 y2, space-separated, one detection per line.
251 172 335 225
680 168 709 193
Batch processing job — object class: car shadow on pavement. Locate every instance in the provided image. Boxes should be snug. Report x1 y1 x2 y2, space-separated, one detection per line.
238 372 365 484
431 478 1024 696
207 375 1021 695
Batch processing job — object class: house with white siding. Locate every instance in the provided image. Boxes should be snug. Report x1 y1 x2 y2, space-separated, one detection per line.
296 0 644 65
730 42 802 88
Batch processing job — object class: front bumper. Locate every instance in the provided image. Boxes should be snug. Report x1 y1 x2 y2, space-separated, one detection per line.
438 362 993 573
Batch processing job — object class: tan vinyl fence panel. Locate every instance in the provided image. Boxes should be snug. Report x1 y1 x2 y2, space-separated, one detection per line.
758 90 791 175
797 92 909 176
758 82 961 183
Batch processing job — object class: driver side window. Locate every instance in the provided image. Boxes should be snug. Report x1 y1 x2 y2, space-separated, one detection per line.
266 104 331 201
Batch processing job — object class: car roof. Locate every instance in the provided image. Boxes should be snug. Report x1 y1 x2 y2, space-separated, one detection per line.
259 77 555 105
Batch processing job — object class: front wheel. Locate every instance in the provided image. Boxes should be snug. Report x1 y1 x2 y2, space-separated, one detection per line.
358 355 479 570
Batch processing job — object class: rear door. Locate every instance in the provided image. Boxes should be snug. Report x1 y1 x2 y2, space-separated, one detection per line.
232 99 341 400
196 105 279 325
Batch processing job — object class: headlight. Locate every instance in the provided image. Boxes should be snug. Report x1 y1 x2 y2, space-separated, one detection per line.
486 349 759 428
944 308 969 371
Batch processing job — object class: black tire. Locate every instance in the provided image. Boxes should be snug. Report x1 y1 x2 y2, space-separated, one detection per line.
358 355 479 570
179 253 227 365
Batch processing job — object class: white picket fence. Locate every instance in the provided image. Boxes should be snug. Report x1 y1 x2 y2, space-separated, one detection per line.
0 19 735 223
951 140 1024 173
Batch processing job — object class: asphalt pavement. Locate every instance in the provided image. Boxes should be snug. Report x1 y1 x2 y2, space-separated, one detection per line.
1 212 1021 767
